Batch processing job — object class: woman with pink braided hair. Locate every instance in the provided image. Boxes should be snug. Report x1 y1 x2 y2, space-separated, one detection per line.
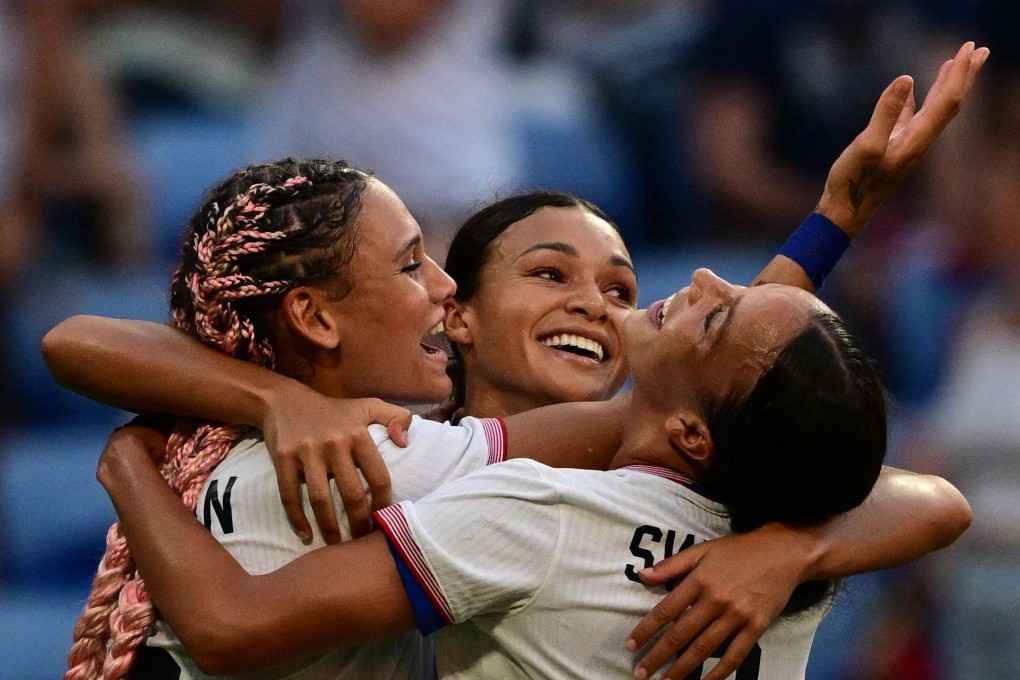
57 157 470 680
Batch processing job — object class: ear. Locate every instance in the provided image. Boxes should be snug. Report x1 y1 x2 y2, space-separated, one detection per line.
279 287 342 351
443 300 474 346
665 413 715 466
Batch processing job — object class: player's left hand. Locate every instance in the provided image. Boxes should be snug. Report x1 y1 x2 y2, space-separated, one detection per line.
818 41 989 238
260 388 413 544
626 524 813 680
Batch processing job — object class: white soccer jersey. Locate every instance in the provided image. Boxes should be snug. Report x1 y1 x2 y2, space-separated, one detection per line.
376 460 827 680
147 415 506 680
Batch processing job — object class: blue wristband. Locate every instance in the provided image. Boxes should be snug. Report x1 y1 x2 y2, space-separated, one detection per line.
777 213 852 289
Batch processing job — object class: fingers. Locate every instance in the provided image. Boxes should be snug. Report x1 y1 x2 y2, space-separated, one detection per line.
387 417 409 448
305 451 345 544
276 461 313 544
857 75 913 158
625 545 704 653
892 79 916 136
659 619 741 680
699 629 763 680
352 432 393 514
634 544 703 585
910 42 979 141
627 584 699 655
366 398 412 447
633 605 769 680
965 46 991 93
631 591 717 679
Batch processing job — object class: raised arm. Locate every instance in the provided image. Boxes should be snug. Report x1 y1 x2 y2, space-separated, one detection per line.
623 42 987 680
42 315 409 540
753 41 988 293
96 424 414 675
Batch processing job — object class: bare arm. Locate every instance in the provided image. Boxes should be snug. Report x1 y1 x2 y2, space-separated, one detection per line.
97 425 415 676
502 395 627 471
43 315 408 541
753 42 989 293
627 465 971 680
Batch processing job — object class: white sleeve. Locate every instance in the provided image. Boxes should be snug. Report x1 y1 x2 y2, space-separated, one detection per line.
375 460 560 625
374 415 507 503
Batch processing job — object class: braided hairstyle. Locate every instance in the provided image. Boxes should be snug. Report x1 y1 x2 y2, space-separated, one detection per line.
65 158 370 680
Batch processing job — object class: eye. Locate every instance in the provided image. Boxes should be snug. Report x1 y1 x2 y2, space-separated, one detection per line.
703 305 723 331
605 285 636 306
401 260 422 274
530 267 563 282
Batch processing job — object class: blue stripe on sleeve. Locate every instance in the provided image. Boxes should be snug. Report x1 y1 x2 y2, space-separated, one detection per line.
385 534 447 635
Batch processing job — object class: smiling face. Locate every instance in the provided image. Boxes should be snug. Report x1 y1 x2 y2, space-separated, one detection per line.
625 268 827 416
325 179 455 403
448 205 637 415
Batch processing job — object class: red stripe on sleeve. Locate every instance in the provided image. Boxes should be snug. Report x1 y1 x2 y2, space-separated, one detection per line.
374 505 456 624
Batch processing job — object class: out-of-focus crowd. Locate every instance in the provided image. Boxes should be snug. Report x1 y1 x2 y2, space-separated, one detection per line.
0 1 1017 678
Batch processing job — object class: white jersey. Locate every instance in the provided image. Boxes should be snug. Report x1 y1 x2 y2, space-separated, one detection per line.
147 415 506 680
376 460 826 680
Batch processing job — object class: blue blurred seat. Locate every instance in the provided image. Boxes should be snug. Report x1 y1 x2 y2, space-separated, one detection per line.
0 583 93 680
3 265 171 425
0 424 122 680
0 425 120 582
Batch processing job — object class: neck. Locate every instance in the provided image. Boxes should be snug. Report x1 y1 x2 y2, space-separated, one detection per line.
460 383 555 419
274 348 355 400
607 393 704 481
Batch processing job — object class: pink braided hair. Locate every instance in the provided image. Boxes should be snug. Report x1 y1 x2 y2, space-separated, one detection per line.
65 175 318 680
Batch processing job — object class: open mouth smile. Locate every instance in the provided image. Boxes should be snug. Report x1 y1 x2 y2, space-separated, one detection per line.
420 320 447 357
538 333 606 362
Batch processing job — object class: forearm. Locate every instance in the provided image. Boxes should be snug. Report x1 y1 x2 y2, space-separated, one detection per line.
503 396 627 470
42 316 308 426
97 442 259 669
797 466 972 581
98 435 413 673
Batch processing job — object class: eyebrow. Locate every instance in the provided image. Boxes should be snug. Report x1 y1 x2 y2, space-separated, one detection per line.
714 294 744 343
517 241 637 276
394 234 422 263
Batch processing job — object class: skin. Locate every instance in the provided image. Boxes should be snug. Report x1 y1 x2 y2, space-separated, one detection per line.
257 176 456 539
43 42 986 679
89 273 900 678
624 272 816 432
291 178 455 405
445 205 638 416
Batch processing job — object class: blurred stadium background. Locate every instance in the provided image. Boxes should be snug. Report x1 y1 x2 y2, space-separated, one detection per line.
2 1 1018 678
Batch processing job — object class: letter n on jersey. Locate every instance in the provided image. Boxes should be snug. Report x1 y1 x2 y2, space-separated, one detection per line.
203 476 238 533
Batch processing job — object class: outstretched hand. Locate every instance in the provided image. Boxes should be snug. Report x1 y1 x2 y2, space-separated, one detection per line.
626 525 817 680
818 41 989 238
260 389 412 543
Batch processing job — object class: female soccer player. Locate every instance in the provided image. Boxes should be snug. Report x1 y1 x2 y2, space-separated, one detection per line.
47 43 987 680
96 267 893 680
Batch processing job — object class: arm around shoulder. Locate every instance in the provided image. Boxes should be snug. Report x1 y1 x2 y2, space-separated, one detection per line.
42 314 299 426
803 465 972 581
97 425 415 675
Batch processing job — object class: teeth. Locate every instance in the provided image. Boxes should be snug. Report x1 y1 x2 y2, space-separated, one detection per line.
660 294 676 325
540 334 605 361
428 321 444 335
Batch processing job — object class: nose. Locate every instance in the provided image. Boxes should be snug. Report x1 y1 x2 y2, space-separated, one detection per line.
688 268 737 304
567 280 609 322
425 256 457 303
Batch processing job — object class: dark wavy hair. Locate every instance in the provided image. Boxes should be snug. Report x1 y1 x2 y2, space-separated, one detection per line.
702 311 888 613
